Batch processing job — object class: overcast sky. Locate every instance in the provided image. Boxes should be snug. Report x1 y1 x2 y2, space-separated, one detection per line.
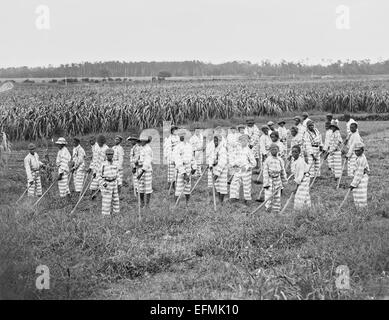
1 0 388 68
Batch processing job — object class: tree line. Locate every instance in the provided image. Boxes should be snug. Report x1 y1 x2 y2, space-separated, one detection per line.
2 59 389 78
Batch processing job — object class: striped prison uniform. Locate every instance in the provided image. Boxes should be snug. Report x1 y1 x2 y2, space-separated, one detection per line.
229 146 256 200
303 128 323 177
130 144 140 192
112 144 124 187
324 129 334 171
291 157 311 210
56 147 71 197
263 156 287 213
346 132 363 177
259 133 272 160
89 144 108 191
328 130 343 178
72 145 86 192
163 135 179 183
227 132 240 179
207 142 228 195
137 144 153 194
301 118 312 135
189 133 204 175
100 160 119 215
270 140 286 164
24 152 43 197
244 125 261 159
350 154 369 208
173 141 197 196
277 126 288 153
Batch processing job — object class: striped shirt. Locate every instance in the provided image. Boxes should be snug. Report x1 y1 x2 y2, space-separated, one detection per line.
56 147 71 173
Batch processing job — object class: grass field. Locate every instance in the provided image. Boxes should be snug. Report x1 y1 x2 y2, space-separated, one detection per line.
1 117 389 300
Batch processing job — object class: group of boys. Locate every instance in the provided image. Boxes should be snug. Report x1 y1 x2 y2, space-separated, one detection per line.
24 112 370 215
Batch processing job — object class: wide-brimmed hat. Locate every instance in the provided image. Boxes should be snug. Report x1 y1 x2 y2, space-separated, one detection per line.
238 134 250 142
278 120 286 125
28 143 36 150
267 121 275 126
126 136 139 142
302 112 309 117
73 137 81 143
139 135 152 142
115 135 123 141
261 125 269 131
237 124 246 130
269 143 279 151
246 117 255 123
306 120 314 126
105 148 114 155
354 142 365 151
293 116 301 121
55 137 67 145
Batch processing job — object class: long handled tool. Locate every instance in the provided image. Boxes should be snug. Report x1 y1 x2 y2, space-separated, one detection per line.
211 171 217 212
250 186 282 216
174 177 190 208
137 170 145 221
191 165 208 193
335 189 351 215
309 159 324 188
255 164 263 183
33 180 56 207
336 159 348 190
16 187 29 204
70 177 93 215
279 190 296 215
78 172 90 200
256 186 265 201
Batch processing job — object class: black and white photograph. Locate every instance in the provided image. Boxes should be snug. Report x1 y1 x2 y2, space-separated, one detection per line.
1 0 389 306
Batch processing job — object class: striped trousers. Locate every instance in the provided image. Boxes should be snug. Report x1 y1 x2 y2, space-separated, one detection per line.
58 172 70 197
90 175 101 191
101 182 120 215
264 177 282 213
73 166 85 192
308 148 321 177
294 176 311 210
167 162 176 183
194 151 203 176
353 175 368 208
330 151 342 179
138 170 153 194
327 153 333 170
229 170 252 200
347 154 357 177
27 171 42 197
175 173 192 196
208 167 228 195
117 168 123 187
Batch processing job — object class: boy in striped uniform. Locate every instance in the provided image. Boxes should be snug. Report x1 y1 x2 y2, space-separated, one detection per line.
288 126 303 159
323 122 333 172
277 120 288 152
294 116 305 137
24 143 44 197
267 121 276 136
290 145 311 210
229 134 256 205
303 120 323 178
100 148 120 215
227 126 241 184
208 134 228 204
55 137 71 198
344 113 357 136
263 144 287 213
244 117 261 169
88 135 108 196
349 143 369 208
136 136 153 209
301 112 311 134
163 126 179 190
269 131 286 164
112 135 124 193
259 125 272 163
127 136 141 194
328 123 343 180
345 123 363 177
189 128 204 177
173 130 197 206
71 137 86 194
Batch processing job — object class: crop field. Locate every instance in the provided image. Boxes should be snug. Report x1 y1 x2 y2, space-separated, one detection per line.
1 78 389 141
1 79 389 300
